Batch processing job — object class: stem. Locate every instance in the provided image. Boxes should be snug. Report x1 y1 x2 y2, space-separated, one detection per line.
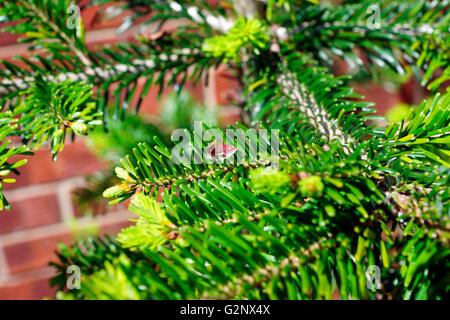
19 0 92 67
278 68 358 157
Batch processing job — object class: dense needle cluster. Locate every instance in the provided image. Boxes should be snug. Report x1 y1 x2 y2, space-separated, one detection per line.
0 0 448 299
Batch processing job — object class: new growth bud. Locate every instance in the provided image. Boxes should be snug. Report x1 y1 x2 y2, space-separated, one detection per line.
298 175 324 196
115 167 132 181
103 184 132 199
70 121 88 135
0 170 11 177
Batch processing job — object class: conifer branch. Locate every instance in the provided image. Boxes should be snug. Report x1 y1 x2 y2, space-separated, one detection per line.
0 49 199 96
168 1 233 33
17 0 92 67
1 0 448 300
278 70 357 156
201 239 332 299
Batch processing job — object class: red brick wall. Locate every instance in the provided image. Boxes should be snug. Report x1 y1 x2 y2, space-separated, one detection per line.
0 3 420 300
0 3 242 300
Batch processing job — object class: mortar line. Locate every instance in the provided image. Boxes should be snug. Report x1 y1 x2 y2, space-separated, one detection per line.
203 67 218 109
0 209 134 245
0 238 11 285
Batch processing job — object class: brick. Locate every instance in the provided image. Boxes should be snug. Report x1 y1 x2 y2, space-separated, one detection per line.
3 231 72 274
218 106 242 126
0 22 20 47
80 4 133 31
0 194 60 234
353 83 403 115
72 198 113 218
214 67 241 105
185 81 205 104
2 214 133 274
399 77 426 106
0 215 132 298
138 79 205 115
72 194 127 218
99 217 134 236
0 43 28 61
4 140 106 190
0 273 56 300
